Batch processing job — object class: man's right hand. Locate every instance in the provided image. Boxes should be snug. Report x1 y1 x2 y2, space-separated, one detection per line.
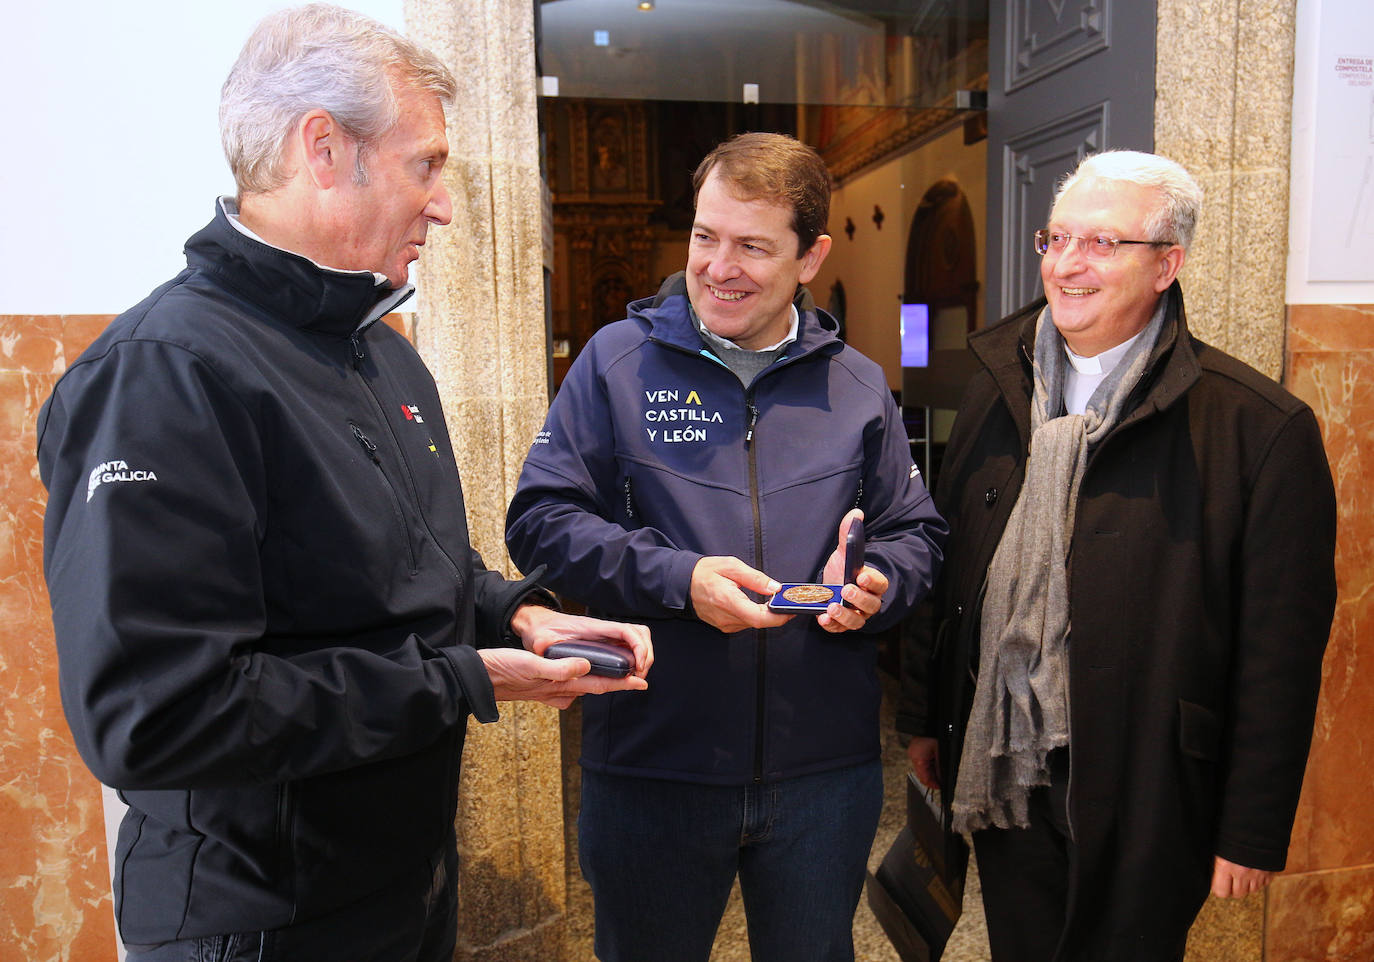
689 556 792 634
907 735 941 790
479 647 647 709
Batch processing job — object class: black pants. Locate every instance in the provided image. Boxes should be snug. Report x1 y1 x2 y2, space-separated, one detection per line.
973 749 1072 962
972 749 1189 962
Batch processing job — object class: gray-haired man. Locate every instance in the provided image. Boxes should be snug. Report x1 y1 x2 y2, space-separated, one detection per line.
38 6 650 959
900 150 1336 961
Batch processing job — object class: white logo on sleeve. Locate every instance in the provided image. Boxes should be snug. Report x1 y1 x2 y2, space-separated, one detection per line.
87 459 159 502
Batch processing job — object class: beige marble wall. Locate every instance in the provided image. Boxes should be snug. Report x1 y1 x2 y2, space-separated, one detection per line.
402 1 570 958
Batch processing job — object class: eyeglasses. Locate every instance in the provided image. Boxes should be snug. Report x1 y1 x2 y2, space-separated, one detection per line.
1033 228 1172 259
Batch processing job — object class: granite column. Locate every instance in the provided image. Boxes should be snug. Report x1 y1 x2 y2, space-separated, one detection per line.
402 1 565 958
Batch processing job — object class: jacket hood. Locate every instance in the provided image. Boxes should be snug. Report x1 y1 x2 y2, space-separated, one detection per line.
630 270 841 360
184 200 409 337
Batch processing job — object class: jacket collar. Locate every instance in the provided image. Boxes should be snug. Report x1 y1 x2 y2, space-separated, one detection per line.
183 198 412 337
633 271 841 361
969 281 1200 444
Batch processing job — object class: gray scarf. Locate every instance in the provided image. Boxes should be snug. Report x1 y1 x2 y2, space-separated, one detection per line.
951 299 1167 834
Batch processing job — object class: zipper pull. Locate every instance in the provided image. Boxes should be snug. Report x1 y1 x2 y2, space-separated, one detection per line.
351 423 380 463
745 402 760 445
349 334 366 369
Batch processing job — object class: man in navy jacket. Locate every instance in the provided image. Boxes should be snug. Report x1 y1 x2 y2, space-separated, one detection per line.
507 132 946 961
38 6 650 960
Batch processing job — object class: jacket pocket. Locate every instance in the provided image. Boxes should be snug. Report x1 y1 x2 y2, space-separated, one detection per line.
1178 699 1221 761
349 421 418 574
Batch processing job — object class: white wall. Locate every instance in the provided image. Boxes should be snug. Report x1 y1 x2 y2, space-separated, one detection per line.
0 0 403 316
1288 0 1374 304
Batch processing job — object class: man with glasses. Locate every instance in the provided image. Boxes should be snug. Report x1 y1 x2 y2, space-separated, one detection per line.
899 150 1336 961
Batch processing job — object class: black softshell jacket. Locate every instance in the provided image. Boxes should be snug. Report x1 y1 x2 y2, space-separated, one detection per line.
38 204 540 943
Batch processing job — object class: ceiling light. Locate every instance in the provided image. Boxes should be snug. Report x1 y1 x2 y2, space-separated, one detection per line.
638 1 654 9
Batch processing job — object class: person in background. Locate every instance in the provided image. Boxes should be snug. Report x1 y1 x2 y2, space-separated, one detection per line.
37 6 650 960
899 149 1336 962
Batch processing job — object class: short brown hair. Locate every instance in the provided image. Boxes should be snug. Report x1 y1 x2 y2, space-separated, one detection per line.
691 133 831 257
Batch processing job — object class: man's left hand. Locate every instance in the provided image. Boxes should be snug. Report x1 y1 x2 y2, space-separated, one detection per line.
817 509 888 634
1210 856 1274 898
479 647 647 708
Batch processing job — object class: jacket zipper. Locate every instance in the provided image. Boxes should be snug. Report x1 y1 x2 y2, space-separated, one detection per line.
274 782 298 923
351 421 419 574
645 333 825 784
745 395 766 783
351 331 460 825
347 333 464 583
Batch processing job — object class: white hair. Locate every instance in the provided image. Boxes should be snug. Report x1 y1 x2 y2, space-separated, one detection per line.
1054 150 1204 250
220 3 457 195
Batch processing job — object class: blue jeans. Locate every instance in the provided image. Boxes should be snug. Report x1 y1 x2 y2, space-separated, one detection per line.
123 838 457 962
579 761 884 962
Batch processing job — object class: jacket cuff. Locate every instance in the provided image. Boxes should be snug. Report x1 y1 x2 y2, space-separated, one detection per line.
894 710 933 738
1214 835 1288 874
668 550 703 615
440 643 498 724
497 566 562 649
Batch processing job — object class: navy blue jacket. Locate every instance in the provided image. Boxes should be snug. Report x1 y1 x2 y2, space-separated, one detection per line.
507 274 946 784
38 202 542 943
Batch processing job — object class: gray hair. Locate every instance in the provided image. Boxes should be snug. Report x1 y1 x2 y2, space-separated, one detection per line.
220 3 457 195
1054 150 1204 250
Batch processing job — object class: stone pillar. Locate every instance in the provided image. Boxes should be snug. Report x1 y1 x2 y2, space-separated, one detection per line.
1156 2 1296 959
1155 0 1296 382
402 1 566 958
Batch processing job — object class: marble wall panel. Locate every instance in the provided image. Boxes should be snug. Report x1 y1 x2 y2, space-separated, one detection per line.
1 314 117 962
1283 305 1374 875
1273 304 1374 960
1267 866 1374 962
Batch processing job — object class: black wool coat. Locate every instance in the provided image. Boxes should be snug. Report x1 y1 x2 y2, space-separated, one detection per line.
898 283 1337 960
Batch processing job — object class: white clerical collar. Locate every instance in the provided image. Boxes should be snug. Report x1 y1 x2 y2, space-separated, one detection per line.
1064 327 1144 377
698 303 799 354
219 196 391 288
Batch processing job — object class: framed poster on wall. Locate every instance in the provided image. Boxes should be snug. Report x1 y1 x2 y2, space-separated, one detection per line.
1307 2 1374 282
